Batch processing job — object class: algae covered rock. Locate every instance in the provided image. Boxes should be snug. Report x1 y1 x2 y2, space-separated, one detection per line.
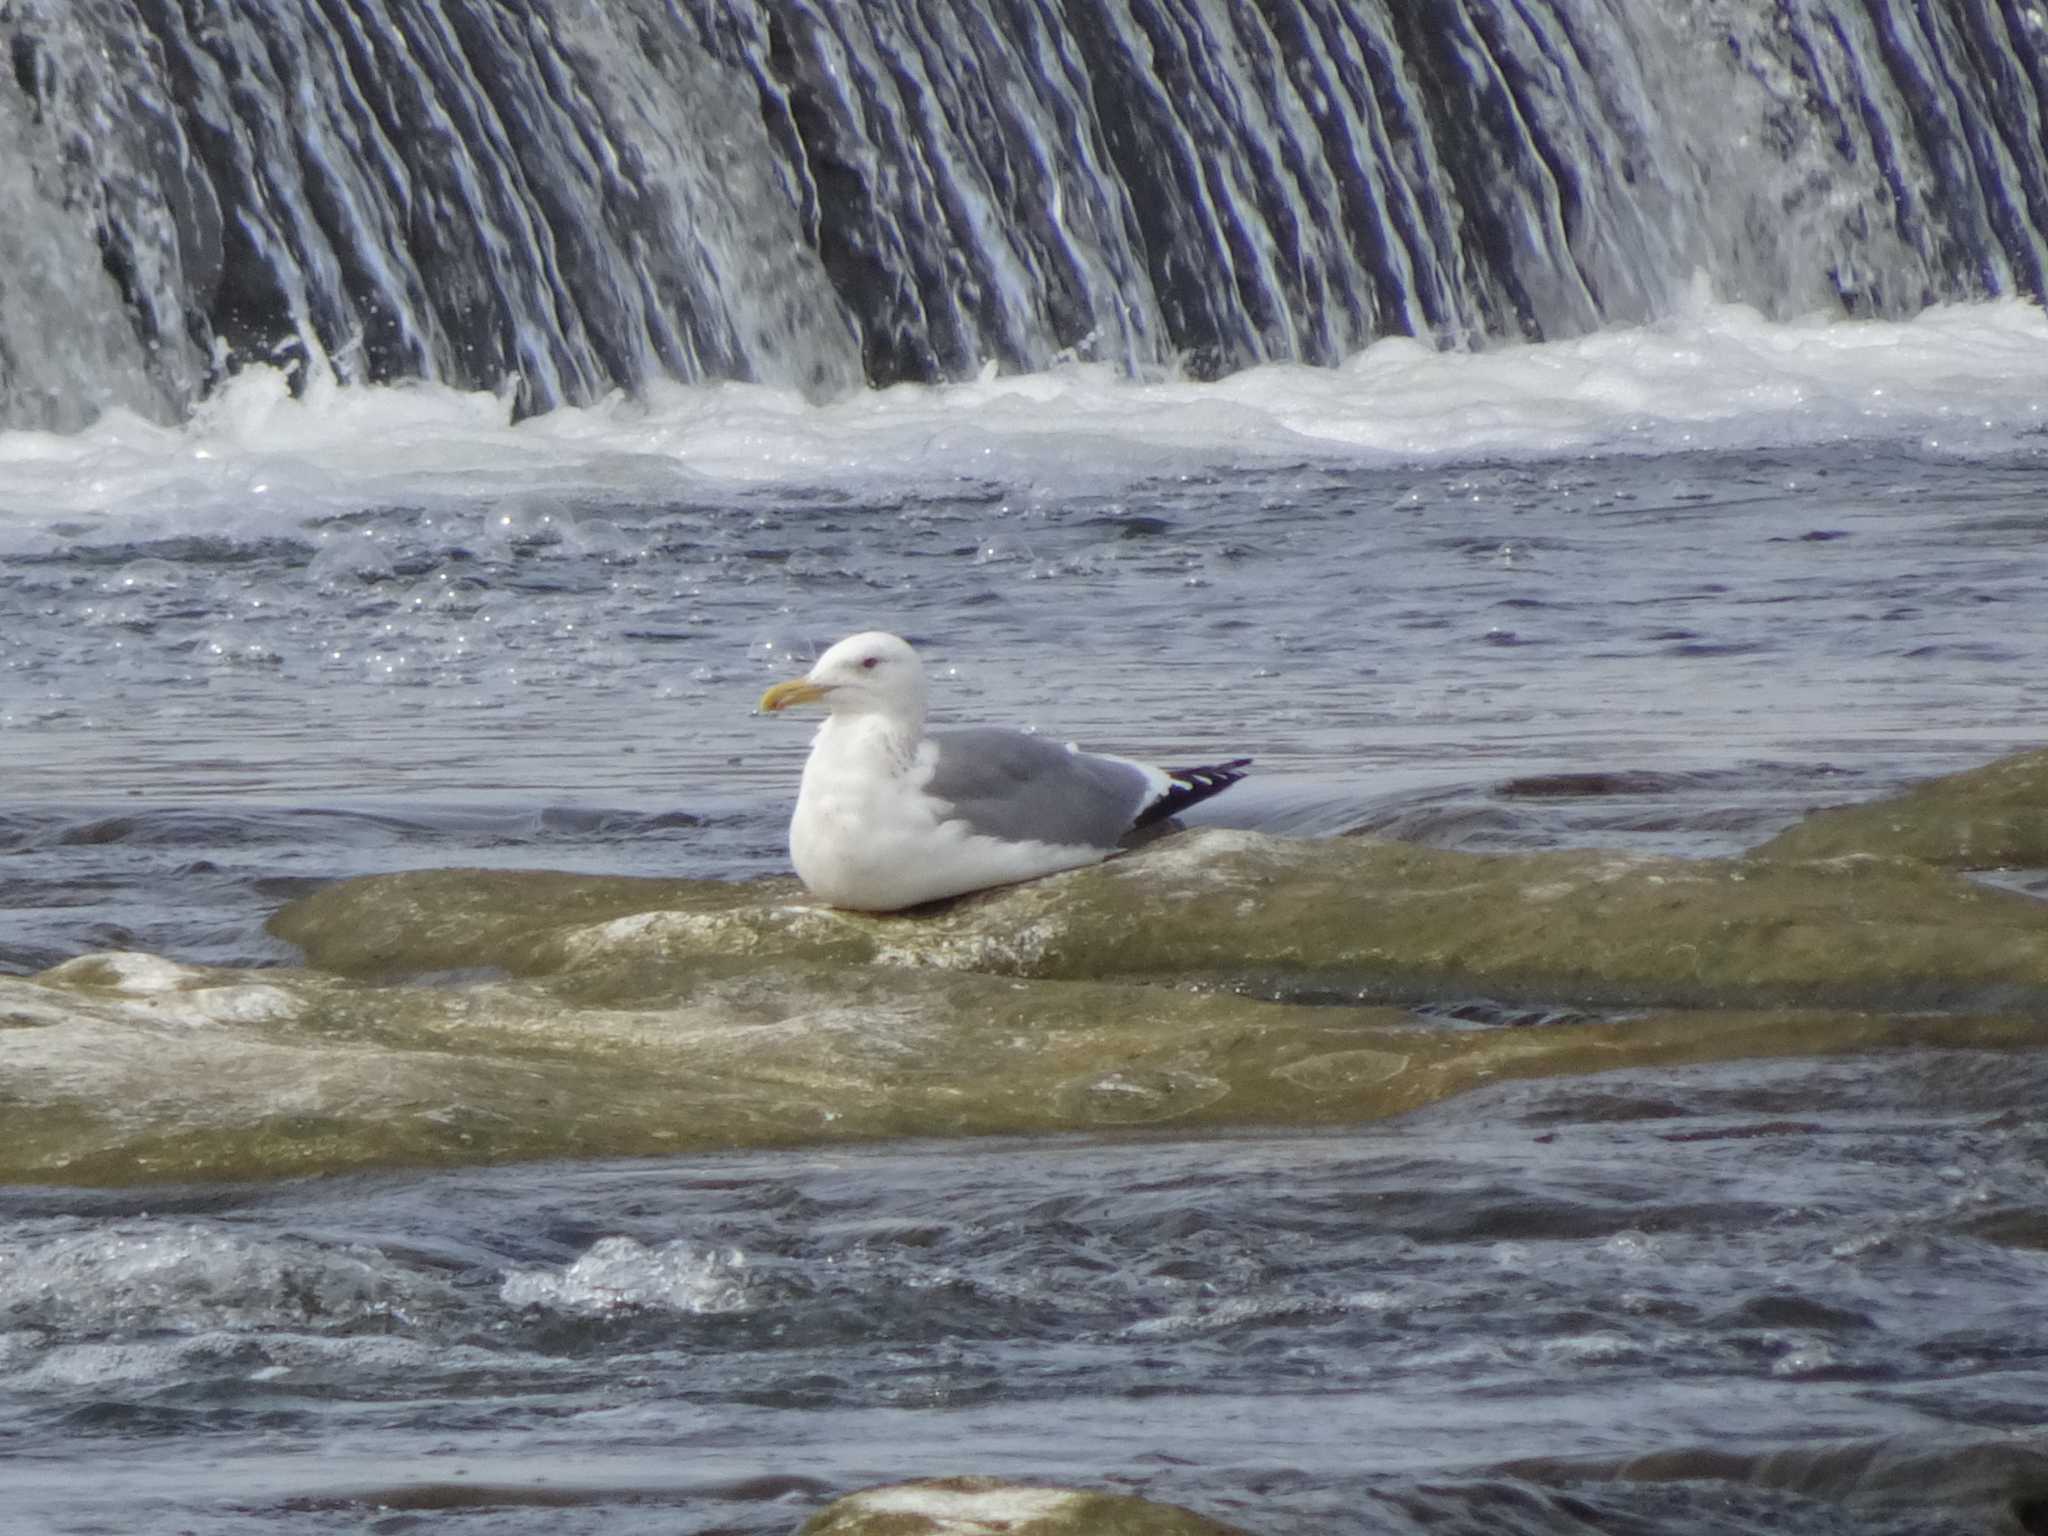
1757 746 2048 868
796 1478 1251 1536
16 937 2048 1186
273 823 2048 1011
261 865 812 979
13 746 2048 1187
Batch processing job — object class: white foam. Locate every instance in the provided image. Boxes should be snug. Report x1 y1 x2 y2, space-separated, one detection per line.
499 1235 749 1316
840 1482 1081 1529
2 293 2044 547
0 1226 401 1331
40 951 204 994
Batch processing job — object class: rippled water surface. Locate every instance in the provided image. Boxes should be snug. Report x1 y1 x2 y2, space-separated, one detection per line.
5 434 2048 970
6 1050 2047 1534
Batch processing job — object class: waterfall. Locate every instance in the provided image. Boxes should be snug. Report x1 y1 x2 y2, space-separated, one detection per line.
2 0 2043 431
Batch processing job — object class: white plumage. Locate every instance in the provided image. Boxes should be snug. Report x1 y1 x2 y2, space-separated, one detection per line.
758 632 1250 910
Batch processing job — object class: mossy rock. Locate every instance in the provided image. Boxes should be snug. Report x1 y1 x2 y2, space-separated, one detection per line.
1758 747 2048 868
273 824 2048 1012
8 947 2048 1186
12 746 2048 1187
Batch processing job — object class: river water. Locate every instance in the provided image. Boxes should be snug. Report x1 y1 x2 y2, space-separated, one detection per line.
4 297 2048 1532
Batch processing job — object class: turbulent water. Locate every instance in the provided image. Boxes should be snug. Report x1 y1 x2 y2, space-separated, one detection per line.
6 1056 2048 1534
4 296 2048 1532
7 0 2048 427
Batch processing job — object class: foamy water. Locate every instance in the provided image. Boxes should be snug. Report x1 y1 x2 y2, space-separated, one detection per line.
4 293 2044 543
9 1055 2048 1534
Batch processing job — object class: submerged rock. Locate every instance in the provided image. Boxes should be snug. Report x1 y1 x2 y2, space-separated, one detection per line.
8 746 2048 1186
1757 745 2048 868
272 823 2048 1012
796 1478 1251 1536
1500 1429 2048 1532
13 931 2048 1185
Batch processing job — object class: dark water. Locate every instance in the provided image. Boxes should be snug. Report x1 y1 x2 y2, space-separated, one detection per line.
6 1048 2047 1534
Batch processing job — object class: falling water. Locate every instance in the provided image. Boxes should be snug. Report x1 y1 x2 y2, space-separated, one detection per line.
2 0 2044 431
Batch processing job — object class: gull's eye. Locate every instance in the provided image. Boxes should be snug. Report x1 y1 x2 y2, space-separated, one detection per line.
860 656 881 670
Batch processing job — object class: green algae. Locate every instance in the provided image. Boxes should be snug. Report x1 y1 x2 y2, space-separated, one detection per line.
261 866 808 979
7 947 2048 1186
9 745 2048 1187
274 825 2048 1012
1758 745 2048 868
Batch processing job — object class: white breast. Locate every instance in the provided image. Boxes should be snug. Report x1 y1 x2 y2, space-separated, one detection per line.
789 718 1111 910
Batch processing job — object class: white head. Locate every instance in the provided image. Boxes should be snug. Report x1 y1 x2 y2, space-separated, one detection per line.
759 630 929 724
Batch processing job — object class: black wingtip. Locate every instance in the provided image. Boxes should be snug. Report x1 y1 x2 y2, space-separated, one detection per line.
1131 757 1253 830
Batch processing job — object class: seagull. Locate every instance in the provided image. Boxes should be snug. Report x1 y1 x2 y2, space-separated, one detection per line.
758 631 1250 910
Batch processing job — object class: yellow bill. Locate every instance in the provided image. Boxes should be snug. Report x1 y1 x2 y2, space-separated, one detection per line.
759 677 831 712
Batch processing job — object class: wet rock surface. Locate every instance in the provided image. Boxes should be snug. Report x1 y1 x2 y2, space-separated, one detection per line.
1757 745 2048 869
272 819 2048 1013
6 748 2048 1186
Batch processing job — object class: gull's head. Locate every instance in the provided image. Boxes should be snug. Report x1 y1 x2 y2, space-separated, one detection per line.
759 631 928 721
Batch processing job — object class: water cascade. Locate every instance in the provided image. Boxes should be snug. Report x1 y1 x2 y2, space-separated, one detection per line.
3 0 2043 430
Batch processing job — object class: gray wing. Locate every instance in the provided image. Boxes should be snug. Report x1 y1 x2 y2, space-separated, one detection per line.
924 728 1152 849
